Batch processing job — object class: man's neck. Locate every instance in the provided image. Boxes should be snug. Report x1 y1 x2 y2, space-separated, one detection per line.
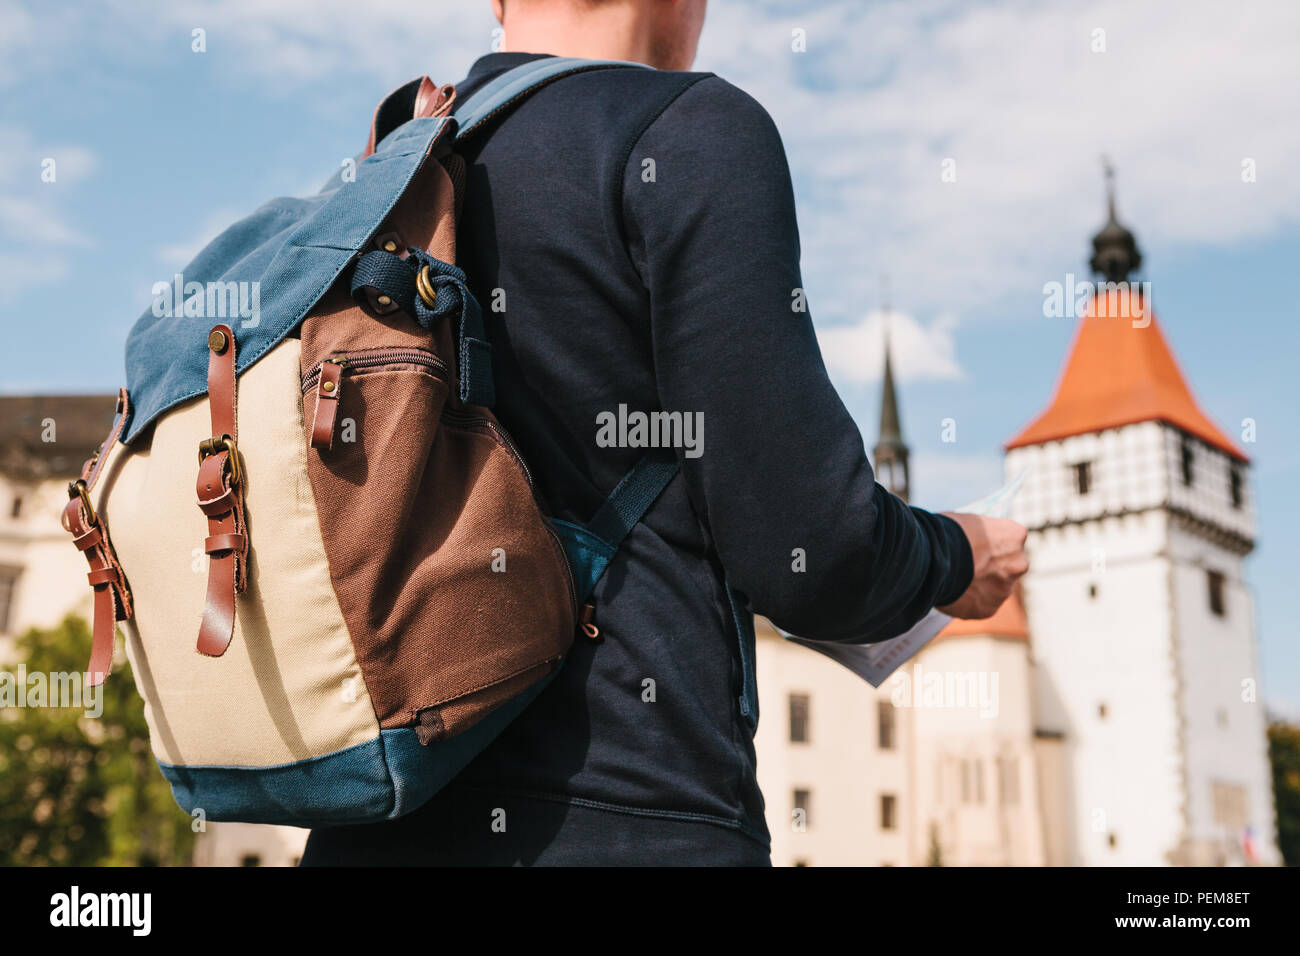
499 4 658 67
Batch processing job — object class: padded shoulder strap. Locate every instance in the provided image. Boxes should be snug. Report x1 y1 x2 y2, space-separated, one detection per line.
453 56 651 141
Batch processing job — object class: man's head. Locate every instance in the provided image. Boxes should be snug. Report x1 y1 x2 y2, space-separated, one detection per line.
491 0 708 72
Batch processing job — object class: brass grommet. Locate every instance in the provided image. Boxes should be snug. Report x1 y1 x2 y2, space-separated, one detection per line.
415 265 437 308
208 329 229 354
376 294 392 307
383 240 398 253
322 380 336 393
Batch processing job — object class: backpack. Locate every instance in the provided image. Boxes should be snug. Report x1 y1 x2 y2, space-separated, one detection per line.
60 57 683 828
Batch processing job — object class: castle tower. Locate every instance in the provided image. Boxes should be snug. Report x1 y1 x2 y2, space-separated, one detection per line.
1002 173 1279 865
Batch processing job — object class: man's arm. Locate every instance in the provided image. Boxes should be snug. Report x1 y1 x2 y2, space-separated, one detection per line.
623 76 981 643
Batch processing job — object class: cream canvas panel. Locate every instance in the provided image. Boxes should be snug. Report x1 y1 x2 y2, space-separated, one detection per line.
96 338 379 767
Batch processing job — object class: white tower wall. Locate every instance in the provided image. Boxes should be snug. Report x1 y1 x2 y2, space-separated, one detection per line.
1005 421 1279 865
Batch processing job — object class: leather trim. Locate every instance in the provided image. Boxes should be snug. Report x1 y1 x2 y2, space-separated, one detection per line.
309 360 343 450
195 323 249 657
61 387 133 687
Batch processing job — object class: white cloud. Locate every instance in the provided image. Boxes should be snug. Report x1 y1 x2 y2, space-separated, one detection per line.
0 251 67 303
693 0 1300 323
0 196 91 246
6 0 1298 329
0 123 97 296
155 210 243 268
908 450 1007 513
0 0 35 86
0 124 97 184
96 0 500 88
818 308 963 386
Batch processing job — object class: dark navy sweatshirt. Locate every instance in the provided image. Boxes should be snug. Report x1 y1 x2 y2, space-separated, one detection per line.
302 53 973 866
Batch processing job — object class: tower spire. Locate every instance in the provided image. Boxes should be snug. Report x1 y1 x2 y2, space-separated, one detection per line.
1090 157 1143 282
878 322 903 446
873 278 910 501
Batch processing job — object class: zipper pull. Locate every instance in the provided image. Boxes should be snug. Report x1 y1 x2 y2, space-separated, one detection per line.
580 602 601 642
309 360 345 451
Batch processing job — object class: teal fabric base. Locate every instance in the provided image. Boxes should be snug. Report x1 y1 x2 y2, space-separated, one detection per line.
158 668 557 828
158 501 616 828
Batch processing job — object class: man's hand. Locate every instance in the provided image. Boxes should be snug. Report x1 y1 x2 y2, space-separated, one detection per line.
936 513 1029 620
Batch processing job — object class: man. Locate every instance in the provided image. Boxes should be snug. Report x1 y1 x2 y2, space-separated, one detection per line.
302 0 1027 866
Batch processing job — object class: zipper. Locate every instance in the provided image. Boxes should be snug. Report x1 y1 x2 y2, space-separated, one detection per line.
302 347 449 451
301 347 449 393
442 408 579 616
441 407 537 488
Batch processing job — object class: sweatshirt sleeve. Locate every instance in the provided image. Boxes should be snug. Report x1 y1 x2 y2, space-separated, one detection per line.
622 76 973 644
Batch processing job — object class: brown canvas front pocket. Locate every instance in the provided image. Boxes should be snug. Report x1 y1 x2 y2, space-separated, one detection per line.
301 348 576 742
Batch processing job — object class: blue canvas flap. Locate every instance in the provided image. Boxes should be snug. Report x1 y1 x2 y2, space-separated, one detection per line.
121 115 453 444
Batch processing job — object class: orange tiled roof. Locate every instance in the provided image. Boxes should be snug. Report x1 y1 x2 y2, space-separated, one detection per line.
1005 287 1247 462
935 590 1029 643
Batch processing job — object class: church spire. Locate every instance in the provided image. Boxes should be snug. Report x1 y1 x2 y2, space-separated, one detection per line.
879 325 903 446
1090 158 1143 282
873 283 910 501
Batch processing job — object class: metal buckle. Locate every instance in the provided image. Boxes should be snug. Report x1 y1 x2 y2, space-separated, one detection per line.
197 435 242 486
415 264 438 308
67 479 97 527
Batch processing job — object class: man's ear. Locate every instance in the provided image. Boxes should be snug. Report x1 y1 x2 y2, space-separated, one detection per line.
492 0 505 25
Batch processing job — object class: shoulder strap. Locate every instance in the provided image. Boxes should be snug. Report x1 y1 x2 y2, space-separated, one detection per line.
551 449 680 625
452 56 651 141
586 449 680 553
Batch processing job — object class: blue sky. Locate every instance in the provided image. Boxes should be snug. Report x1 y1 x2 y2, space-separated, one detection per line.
2 0 1298 712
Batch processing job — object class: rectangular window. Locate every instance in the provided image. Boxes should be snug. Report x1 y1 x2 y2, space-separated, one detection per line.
0 567 19 634
880 793 898 830
877 700 897 750
9 496 22 519
793 789 812 828
974 759 985 805
1230 466 1243 509
1207 569 1226 617
1180 437 1195 486
998 756 1020 806
1073 461 1091 495
788 693 810 744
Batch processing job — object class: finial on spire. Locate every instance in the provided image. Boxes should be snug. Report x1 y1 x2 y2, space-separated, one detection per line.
1090 157 1142 282
1102 154 1117 220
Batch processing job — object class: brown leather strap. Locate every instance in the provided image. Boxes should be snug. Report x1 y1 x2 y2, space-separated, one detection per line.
310 360 344 450
195 324 248 657
362 78 457 159
414 78 457 120
61 388 133 686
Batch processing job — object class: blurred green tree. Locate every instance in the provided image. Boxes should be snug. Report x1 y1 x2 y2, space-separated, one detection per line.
0 616 195 866
1269 720 1300 866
